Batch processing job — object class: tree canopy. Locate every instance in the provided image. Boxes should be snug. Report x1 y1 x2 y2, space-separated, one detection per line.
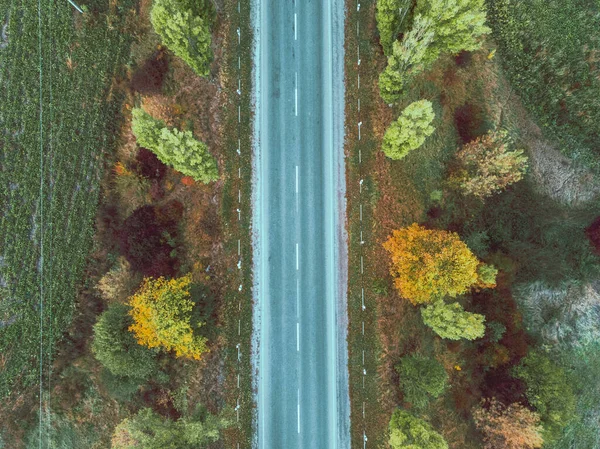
131 108 218 183
473 398 544 449
397 355 448 408
513 350 576 442
92 303 161 381
421 300 486 340
415 0 490 64
111 408 228 449
150 0 213 77
389 409 448 449
376 0 409 55
379 15 435 103
382 100 436 160
451 130 528 198
383 223 480 303
128 275 208 360
379 0 490 103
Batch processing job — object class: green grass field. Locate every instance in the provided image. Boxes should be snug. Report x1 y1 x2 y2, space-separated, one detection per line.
0 0 135 398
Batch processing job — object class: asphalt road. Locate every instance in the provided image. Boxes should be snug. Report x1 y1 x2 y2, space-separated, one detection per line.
252 0 349 447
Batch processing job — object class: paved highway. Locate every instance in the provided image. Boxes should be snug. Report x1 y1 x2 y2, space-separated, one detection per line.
252 0 349 447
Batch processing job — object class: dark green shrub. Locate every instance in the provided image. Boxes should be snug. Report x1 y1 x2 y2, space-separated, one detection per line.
396 355 448 408
92 303 162 381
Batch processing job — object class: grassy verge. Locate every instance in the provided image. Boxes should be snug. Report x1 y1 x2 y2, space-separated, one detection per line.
344 0 389 446
219 0 254 446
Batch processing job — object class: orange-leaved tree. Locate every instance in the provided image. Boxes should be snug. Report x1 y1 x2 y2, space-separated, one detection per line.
473 398 544 449
383 223 485 304
128 275 208 360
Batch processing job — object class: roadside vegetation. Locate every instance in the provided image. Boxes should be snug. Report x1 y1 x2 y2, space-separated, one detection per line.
0 0 251 447
348 0 600 447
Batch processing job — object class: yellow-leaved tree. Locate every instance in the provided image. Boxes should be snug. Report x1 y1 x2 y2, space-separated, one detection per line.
128 275 207 360
383 223 484 304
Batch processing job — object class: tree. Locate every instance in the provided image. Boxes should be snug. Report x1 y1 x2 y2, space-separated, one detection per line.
397 355 448 408
383 224 480 303
415 0 490 64
128 275 208 360
131 108 218 183
451 130 528 198
111 408 229 449
476 263 498 289
150 0 213 77
92 303 161 381
389 409 448 449
376 0 410 55
379 15 435 103
382 100 436 159
421 300 486 340
512 350 576 442
473 398 544 449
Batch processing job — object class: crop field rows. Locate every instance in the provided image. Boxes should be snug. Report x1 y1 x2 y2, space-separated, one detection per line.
0 0 134 400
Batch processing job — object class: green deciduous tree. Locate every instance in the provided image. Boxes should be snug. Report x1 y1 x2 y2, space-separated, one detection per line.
131 108 218 183
421 300 486 340
451 130 528 198
382 100 435 160
92 303 161 381
379 15 435 103
513 350 576 442
150 0 213 77
111 408 229 449
397 355 448 408
389 409 448 449
376 0 410 55
415 0 490 64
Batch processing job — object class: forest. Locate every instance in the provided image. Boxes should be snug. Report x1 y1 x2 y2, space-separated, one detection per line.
345 0 600 447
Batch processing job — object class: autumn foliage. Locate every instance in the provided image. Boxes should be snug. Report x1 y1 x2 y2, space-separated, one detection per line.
383 224 480 304
450 130 528 198
473 398 544 449
128 275 208 360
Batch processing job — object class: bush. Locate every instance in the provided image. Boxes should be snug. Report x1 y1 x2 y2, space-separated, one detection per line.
450 131 528 199
131 108 218 183
421 300 486 340
513 350 576 442
150 0 213 77
396 355 448 408
119 205 178 278
388 409 448 449
111 407 229 449
128 275 208 360
136 147 167 180
130 50 169 94
92 303 161 381
383 223 481 304
382 100 435 160
95 257 142 302
100 369 143 403
473 398 544 449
